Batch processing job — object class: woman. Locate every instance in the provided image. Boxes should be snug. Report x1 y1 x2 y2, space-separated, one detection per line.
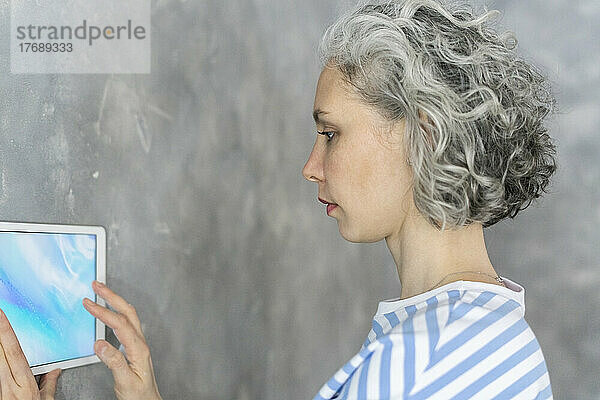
0 0 557 398
304 0 556 398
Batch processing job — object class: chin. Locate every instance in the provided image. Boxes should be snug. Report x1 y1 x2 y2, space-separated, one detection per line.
338 221 385 244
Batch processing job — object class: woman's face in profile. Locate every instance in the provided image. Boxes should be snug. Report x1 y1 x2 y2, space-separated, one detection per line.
303 66 414 243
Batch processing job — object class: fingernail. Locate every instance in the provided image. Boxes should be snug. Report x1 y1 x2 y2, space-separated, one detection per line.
94 280 105 288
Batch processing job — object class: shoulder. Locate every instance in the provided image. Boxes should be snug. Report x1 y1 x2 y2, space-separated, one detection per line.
378 288 526 346
351 289 552 398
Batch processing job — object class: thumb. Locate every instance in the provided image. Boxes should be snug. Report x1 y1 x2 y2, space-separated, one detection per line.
39 368 61 399
95 340 136 385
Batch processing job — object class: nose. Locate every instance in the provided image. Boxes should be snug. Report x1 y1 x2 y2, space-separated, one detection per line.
302 139 324 183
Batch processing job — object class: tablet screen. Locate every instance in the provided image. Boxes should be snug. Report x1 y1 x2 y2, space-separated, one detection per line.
0 232 97 367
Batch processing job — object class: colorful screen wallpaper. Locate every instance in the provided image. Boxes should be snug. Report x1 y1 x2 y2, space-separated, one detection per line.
0 232 96 367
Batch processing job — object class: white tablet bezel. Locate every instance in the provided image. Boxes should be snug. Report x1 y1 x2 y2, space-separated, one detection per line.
0 220 106 375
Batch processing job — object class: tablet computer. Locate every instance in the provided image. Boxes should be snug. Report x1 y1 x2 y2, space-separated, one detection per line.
0 221 106 375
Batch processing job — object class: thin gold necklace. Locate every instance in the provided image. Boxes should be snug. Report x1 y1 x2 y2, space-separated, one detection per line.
428 271 506 292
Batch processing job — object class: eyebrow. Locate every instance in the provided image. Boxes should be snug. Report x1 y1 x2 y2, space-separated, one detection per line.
312 108 330 124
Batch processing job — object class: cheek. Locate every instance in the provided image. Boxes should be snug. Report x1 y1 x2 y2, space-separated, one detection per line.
328 150 381 213
330 147 370 196
353 151 407 215
324 141 407 215
323 146 351 185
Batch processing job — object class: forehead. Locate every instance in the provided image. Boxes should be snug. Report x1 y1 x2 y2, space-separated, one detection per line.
313 67 387 130
315 67 348 102
313 67 356 111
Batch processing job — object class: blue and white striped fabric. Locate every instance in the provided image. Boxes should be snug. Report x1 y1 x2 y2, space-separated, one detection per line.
313 276 553 399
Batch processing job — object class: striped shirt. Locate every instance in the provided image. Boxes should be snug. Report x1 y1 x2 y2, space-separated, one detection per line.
313 276 553 399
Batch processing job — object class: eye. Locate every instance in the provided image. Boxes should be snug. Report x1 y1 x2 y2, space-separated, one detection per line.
317 130 336 142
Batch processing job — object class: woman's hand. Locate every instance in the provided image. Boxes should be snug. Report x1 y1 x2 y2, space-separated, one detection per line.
82 281 162 400
0 308 61 399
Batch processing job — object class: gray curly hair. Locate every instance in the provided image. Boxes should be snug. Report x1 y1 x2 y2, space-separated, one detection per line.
317 0 559 231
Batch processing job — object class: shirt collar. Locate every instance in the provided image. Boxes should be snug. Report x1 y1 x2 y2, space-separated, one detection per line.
375 275 525 316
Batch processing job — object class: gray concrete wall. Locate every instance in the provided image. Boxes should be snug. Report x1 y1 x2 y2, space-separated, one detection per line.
0 0 597 398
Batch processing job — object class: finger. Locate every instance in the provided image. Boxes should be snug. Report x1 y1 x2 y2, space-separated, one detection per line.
82 298 149 364
94 340 137 387
0 308 36 389
0 331 15 391
91 281 144 335
39 368 61 400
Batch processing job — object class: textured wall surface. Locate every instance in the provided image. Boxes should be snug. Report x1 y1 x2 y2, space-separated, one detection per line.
0 0 597 398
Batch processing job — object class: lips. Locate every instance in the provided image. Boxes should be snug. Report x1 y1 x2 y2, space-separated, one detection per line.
318 197 337 205
318 197 338 215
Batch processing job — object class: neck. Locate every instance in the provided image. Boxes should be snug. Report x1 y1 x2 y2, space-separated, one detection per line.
385 216 500 300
